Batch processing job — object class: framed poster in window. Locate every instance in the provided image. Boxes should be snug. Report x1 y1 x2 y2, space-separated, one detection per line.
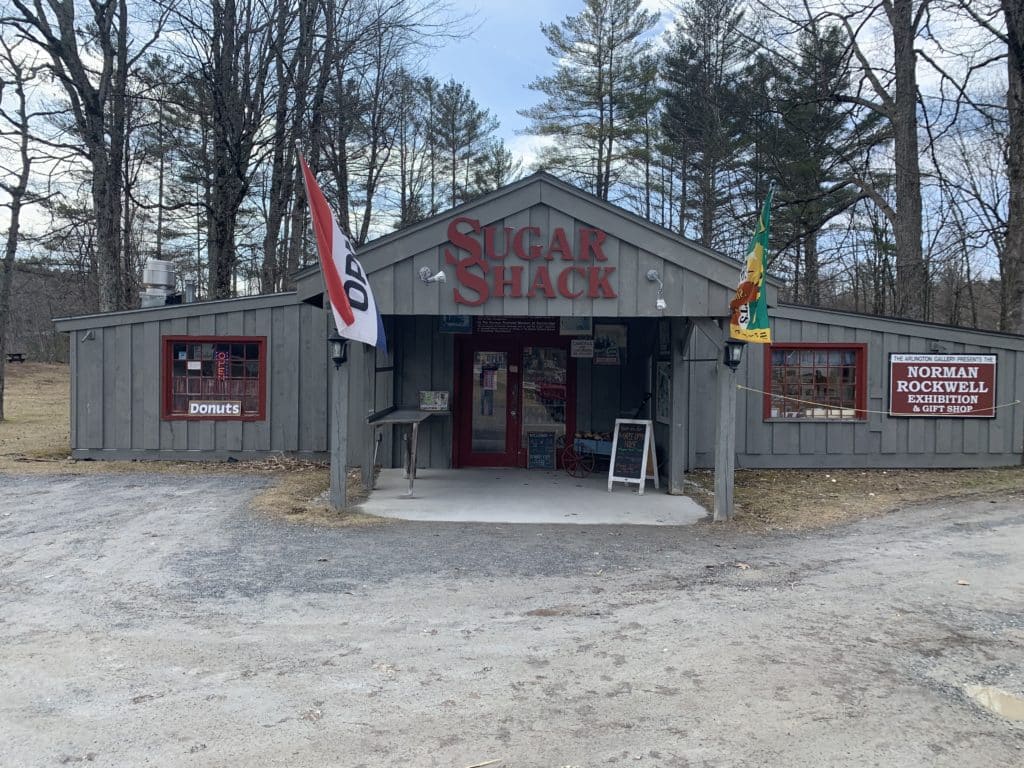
593 323 626 365
559 316 593 335
657 319 671 358
655 361 672 424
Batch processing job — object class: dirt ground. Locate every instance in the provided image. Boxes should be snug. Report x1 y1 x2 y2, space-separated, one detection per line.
3 363 1024 530
1 473 1022 766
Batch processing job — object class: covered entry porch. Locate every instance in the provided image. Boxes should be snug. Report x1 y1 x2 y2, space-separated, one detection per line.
361 467 708 526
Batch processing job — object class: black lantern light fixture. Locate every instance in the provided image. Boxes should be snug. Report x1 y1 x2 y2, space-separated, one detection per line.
329 331 349 369
723 338 746 371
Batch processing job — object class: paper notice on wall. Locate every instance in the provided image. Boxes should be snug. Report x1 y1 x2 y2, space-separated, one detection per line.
187 361 201 370
570 339 594 358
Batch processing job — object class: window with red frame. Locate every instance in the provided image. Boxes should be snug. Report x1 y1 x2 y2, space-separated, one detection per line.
765 345 866 420
163 336 266 419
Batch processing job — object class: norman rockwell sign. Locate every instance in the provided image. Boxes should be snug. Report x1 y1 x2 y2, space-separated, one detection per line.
889 354 997 417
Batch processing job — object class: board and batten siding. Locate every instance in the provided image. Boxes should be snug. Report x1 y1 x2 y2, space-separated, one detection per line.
688 306 1024 469
57 294 329 460
367 203 734 320
376 316 454 469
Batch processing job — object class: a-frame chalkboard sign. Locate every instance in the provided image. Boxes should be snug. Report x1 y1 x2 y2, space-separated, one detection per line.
607 419 658 494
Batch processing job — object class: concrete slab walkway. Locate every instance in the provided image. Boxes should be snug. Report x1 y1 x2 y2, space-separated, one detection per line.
360 467 708 525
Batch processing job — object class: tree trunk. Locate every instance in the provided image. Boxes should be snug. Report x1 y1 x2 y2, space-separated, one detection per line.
1002 0 1024 332
0 93 31 421
890 0 927 320
803 232 819 305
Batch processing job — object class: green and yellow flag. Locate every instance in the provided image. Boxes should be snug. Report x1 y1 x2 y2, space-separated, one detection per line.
729 185 774 343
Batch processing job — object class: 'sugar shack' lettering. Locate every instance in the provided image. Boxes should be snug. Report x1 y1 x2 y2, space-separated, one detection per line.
444 216 617 306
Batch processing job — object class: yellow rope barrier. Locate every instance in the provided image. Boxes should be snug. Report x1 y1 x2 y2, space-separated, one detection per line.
736 383 1021 417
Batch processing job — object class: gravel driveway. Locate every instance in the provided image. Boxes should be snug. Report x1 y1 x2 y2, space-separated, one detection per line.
1 472 1022 767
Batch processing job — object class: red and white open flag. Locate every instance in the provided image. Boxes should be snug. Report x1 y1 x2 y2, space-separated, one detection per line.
299 154 387 352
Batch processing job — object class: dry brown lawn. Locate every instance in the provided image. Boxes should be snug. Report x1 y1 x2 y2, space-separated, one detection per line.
0 363 377 525
2 363 1023 531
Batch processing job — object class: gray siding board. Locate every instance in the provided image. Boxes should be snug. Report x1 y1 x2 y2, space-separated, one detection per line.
935 419 953 455
345 341 370 467
1013 352 1024 453
270 306 299 452
77 329 104 449
826 424 854 455
661 262 683 319
708 283 731 318
375 266 396 315
527 205 551 317
429 325 454 468
682 270 709 316
137 322 161 450
546 207 575 317
393 258 414 314
413 249 441 315
744 345 770 456
104 324 132 450
299 307 327 453
501 208 532 316
68 330 77 448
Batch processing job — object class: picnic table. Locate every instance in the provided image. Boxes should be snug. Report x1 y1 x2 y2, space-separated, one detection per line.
5 352 25 363
367 408 451 496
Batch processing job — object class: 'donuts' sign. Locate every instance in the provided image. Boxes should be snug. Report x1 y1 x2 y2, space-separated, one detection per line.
889 354 996 418
188 400 242 417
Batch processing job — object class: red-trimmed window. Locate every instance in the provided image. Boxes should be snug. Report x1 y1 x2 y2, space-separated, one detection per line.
764 343 867 420
162 336 267 420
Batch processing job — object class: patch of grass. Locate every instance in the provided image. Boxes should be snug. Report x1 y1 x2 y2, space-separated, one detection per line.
250 466 388 527
0 363 71 467
687 466 1024 531
0 364 384 525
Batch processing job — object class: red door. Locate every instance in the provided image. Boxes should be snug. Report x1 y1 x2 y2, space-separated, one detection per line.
454 335 573 468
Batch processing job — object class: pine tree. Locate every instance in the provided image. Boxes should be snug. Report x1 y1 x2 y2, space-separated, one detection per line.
661 0 752 248
431 79 499 207
769 24 888 305
520 0 659 201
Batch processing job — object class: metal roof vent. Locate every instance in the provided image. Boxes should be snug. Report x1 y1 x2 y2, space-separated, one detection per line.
140 259 176 308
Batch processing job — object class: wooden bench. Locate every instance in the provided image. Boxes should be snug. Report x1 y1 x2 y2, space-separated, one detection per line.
5 352 26 363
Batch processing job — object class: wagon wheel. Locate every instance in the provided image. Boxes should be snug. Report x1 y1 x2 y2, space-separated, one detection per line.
561 440 595 478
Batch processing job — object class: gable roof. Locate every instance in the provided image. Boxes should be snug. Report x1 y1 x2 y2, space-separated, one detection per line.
295 171 773 318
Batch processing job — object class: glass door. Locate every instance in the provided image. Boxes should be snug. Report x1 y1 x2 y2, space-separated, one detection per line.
455 332 574 469
459 342 520 467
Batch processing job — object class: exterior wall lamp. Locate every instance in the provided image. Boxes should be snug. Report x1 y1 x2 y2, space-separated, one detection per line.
418 266 446 284
329 331 349 369
645 269 667 311
723 338 746 370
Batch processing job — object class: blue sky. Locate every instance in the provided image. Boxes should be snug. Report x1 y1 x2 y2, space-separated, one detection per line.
427 0 674 166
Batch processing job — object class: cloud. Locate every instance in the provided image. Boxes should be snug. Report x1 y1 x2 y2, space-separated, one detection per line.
507 134 555 171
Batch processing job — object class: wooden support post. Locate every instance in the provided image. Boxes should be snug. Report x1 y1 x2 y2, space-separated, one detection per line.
668 318 693 494
713 360 737 521
363 341 376 490
329 353 349 511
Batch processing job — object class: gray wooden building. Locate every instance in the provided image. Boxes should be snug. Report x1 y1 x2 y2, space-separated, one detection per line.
54 173 1024 484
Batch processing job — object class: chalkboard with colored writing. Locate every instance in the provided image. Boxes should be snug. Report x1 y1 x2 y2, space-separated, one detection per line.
607 419 658 494
526 430 557 470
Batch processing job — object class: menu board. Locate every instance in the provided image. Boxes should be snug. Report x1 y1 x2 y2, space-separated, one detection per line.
526 430 557 470
607 419 658 495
